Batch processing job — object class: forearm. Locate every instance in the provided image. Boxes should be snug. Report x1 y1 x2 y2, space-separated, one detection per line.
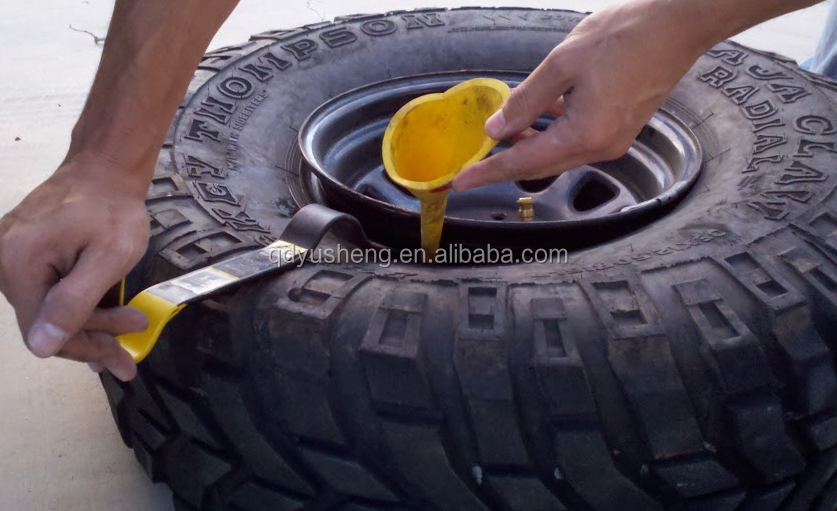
67 0 239 196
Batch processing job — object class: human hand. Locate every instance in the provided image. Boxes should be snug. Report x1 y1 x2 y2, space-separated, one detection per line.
0 153 151 381
453 1 707 190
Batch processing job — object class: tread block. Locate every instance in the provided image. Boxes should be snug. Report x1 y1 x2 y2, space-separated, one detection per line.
721 249 837 414
173 495 198 511
332 13 380 22
299 448 399 503
148 174 191 202
803 414 837 450
130 408 169 452
204 375 314 495
194 300 247 369
161 228 258 270
554 428 661 511
163 438 231 509
488 473 567 511
279 270 368 320
535 360 596 419
465 399 530 466
198 40 260 70
676 278 723 306
295 271 353 306
131 377 174 430
675 279 773 394
781 448 837 511
102 372 126 408
604 333 706 459
728 397 805 482
584 277 664 339
264 269 371 383
280 377 346 444
359 288 433 409
458 284 507 340
781 246 837 308
258 270 367 443
455 284 530 466
737 482 794 511
149 207 191 238
339 503 408 511
250 27 310 41
721 251 803 312
782 246 826 276
132 437 158 480
771 306 837 414
531 296 570 358
229 481 305 511
301 20 335 30
183 74 215 105
807 210 837 255
682 490 746 511
528 294 597 418
454 284 511 395
813 473 837 511
101 373 131 445
381 421 490 511
158 385 224 449
651 456 738 498
584 278 705 459
535 365 596 418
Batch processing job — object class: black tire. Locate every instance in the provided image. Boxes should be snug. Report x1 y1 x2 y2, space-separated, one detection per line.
102 8 837 511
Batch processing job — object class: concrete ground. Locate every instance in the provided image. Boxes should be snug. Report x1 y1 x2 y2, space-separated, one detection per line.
0 1 830 510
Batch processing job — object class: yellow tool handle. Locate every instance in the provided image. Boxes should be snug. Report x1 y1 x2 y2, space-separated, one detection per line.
117 292 187 362
116 241 306 363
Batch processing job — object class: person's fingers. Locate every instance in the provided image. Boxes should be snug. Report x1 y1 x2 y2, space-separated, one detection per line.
0 226 58 343
501 99 563 143
507 127 539 145
9 280 52 354
83 306 149 335
100 346 138 382
545 96 566 118
58 330 137 381
27 238 140 358
58 331 121 362
456 119 580 190
485 51 573 140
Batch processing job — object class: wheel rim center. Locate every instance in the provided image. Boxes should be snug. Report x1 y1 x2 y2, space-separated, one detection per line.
297 71 703 250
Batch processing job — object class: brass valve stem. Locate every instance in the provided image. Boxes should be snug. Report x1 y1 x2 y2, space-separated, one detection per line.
517 197 534 222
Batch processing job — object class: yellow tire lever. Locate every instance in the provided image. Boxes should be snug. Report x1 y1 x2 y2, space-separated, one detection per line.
115 204 370 363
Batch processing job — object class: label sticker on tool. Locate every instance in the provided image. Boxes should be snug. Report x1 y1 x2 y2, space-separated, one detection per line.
259 240 306 258
258 241 307 264
166 267 239 296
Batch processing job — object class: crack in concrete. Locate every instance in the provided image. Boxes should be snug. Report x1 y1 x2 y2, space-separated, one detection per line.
68 24 104 45
305 0 326 22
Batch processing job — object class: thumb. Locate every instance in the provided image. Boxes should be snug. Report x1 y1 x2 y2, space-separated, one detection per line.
485 51 572 140
27 244 135 358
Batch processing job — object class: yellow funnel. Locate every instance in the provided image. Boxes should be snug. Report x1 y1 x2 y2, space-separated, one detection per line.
382 78 510 259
